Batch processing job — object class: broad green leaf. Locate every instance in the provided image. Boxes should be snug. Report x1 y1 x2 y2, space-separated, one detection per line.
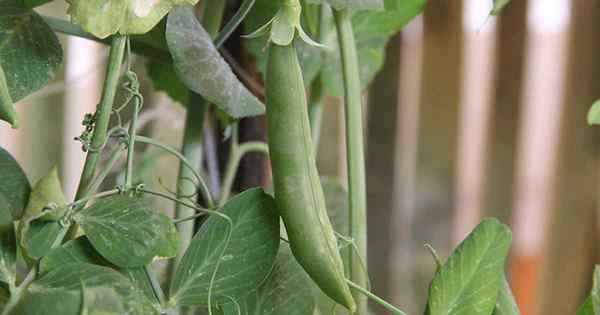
490 0 511 16
40 236 160 308
588 100 600 125
11 287 82 315
306 0 383 11
321 0 427 96
492 276 520 315
74 195 179 268
27 263 157 315
66 0 198 39
577 265 600 315
19 167 68 260
0 147 30 219
0 64 17 128
427 218 512 315
166 6 265 119
81 284 127 315
169 188 280 307
22 0 53 8
0 197 16 290
146 61 189 106
222 245 316 315
0 0 62 102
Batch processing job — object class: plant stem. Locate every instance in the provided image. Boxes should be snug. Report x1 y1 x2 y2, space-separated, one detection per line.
1 266 37 315
346 280 407 315
333 9 368 314
144 265 166 306
125 93 141 189
214 0 256 48
86 144 126 195
219 141 269 206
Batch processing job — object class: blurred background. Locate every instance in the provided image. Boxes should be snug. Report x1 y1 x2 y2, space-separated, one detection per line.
1 0 599 314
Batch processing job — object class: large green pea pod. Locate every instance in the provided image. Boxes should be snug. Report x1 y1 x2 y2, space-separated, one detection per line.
266 42 356 313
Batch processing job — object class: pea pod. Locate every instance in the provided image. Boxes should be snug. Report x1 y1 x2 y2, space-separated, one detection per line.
266 42 356 312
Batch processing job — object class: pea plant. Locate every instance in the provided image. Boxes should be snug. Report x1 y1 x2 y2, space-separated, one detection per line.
0 0 542 314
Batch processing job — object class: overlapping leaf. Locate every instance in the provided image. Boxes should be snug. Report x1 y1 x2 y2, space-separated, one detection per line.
19 167 68 261
74 195 179 268
577 266 600 315
169 188 280 307
0 147 30 219
427 219 512 315
66 0 198 39
0 0 62 126
166 6 265 119
24 263 157 315
0 195 15 291
222 245 316 315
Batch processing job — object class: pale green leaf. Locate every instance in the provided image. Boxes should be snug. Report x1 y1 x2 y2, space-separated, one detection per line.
222 245 316 315
577 265 600 315
166 6 265 119
40 236 160 309
0 147 30 220
18 167 68 260
74 195 179 268
81 284 127 315
490 0 511 16
11 287 82 315
169 188 280 307
588 100 600 125
27 263 158 315
0 195 16 290
0 0 62 102
66 0 198 39
427 218 512 315
0 64 17 128
492 276 520 315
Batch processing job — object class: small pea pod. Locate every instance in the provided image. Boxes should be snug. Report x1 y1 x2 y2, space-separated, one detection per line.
266 42 356 312
0 64 18 128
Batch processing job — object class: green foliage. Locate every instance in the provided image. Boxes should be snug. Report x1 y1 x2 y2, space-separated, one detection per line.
427 219 512 315
166 6 265 119
492 276 520 315
588 100 600 125
490 0 512 16
0 0 62 126
222 245 316 315
307 0 383 11
66 0 199 39
169 188 280 308
23 263 158 315
0 196 16 291
19 167 68 261
577 266 600 315
146 61 189 106
0 147 30 220
73 195 179 268
0 65 16 128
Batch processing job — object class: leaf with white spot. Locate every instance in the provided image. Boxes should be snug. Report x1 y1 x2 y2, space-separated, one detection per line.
427 218 512 315
66 0 199 39
166 6 265 119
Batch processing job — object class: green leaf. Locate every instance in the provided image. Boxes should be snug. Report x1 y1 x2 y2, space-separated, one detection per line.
40 236 160 309
19 167 68 260
492 276 520 315
66 0 199 39
306 0 383 11
577 265 600 315
0 147 30 220
427 218 512 315
11 287 82 315
81 283 127 315
222 245 316 315
0 64 17 128
321 0 427 96
166 6 265 119
0 0 63 102
588 100 600 125
27 263 158 315
0 195 16 291
169 188 280 307
490 0 511 16
74 195 179 268
22 0 53 8
146 61 189 106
